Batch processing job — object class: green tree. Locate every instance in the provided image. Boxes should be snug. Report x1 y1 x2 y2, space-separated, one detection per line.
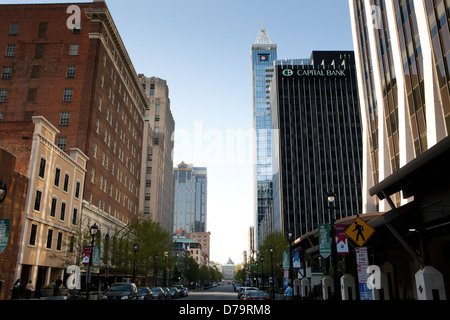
128 216 173 285
258 231 288 289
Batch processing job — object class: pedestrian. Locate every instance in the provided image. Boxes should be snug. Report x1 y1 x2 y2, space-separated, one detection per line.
54 276 62 295
25 280 34 299
11 279 21 299
284 284 293 300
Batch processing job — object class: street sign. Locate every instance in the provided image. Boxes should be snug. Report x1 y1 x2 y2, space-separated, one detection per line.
345 216 375 246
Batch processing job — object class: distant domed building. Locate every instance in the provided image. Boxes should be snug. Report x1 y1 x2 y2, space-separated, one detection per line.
219 258 235 280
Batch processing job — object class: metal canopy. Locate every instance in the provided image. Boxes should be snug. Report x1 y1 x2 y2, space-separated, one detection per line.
369 135 450 201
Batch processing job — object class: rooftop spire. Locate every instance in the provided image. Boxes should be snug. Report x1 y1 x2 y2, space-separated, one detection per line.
254 20 272 45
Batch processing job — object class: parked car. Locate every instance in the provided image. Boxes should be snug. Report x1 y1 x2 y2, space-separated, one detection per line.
169 287 180 299
102 282 138 300
243 290 272 300
162 287 171 300
238 287 257 299
150 287 166 300
137 287 153 300
173 284 187 297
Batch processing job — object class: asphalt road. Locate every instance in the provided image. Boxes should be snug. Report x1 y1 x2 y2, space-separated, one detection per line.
184 285 237 300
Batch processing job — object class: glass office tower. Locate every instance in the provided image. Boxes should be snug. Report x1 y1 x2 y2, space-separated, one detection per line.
271 51 362 240
173 162 207 233
251 27 277 247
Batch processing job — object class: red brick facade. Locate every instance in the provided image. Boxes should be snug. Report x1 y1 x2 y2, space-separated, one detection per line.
0 3 147 224
0 149 28 300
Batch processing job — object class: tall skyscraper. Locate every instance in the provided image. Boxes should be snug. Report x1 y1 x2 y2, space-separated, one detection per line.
139 75 175 233
173 162 207 233
251 26 277 247
349 0 450 212
271 51 362 240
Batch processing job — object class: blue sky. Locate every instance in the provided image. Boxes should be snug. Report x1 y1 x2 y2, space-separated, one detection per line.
4 0 354 265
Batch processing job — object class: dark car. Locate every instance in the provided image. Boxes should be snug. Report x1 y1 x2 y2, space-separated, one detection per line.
243 290 272 300
137 287 153 300
150 287 166 300
238 287 257 299
169 287 180 299
162 287 171 300
102 282 138 300
173 284 187 297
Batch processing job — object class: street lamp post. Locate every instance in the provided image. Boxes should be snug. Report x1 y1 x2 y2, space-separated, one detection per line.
327 191 340 300
260 255 265 290
86 223 99 300
287 230 294 293
269 246 275 300
154 255 158 286
133 242 139 284
164 252 168 287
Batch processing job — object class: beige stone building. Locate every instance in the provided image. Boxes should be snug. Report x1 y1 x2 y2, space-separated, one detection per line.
138 75 175 233
16 116 88 288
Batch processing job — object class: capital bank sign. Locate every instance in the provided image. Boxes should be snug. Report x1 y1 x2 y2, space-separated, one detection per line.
282 68 346 78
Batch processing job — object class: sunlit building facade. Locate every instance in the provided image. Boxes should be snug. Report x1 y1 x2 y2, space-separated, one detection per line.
173 162 207 233
349 0 450 212
251 27 277 247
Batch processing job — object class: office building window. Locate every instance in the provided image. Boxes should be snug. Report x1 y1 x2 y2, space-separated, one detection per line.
60 112 70 125
38 22 48 39
63 88 73 101
0 89 7 102
9 23 19 35
56 232 63 251
60 202 66 221
34 189 42 211
72 208 78 225
5 44 15 57
1 67 11 79
66 65 76 78
46 229 53 249
29 224 37 246
75 181 80 198
54 167 60 187
57 136 67 151
38 157 46 178
50 197 57 218
149 84 155 96
63 173 69 192
69 43 79 56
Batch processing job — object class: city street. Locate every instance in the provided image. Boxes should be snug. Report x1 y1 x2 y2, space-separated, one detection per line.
185 285 236 300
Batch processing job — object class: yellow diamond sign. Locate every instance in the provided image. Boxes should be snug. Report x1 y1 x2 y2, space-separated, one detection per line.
345 216 375 247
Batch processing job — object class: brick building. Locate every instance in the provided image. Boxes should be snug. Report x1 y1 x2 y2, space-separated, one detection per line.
0 148 28 300
0 1 149 292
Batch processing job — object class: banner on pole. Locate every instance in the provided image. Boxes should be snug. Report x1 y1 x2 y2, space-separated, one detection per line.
0 219 9 254
336 224 349 258
282 250 290 270
319 224 331 258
